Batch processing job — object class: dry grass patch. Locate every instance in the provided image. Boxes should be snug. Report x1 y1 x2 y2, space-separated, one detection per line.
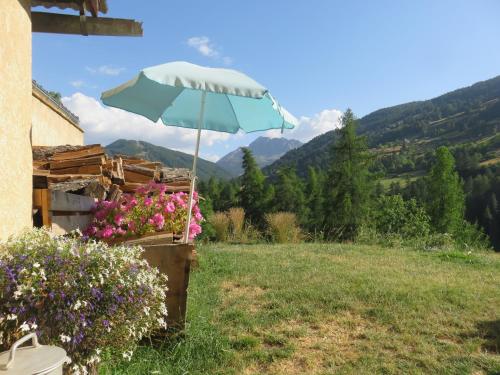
221 280 266 314
264 312 382 375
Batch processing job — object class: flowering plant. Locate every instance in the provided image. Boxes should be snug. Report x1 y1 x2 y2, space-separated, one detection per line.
85 182 203 241
0 228 168 374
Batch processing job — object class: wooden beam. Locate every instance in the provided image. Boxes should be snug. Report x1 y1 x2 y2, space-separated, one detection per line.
32 12 143 36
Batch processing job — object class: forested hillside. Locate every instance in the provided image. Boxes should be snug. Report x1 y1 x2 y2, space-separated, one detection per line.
259 76 500 249
264 75 500 177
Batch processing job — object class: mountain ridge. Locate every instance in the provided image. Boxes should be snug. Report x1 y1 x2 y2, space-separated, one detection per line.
264 75 500 178
216 136 302 176
105 139 233 180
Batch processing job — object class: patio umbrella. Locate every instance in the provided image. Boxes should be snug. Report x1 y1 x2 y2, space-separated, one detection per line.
101 61 297 243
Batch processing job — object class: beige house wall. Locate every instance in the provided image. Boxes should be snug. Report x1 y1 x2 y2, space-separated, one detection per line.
0 0 33 240
32 87 84 146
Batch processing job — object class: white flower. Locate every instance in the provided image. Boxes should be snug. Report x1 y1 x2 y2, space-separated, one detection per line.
6 314 17 321
19 321 31 332
33 262 40 268
73 300 82 310
59 334 71 343
13 290 22 300
122 350 133 361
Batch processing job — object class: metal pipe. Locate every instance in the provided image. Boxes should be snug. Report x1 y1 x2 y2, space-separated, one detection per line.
184 91 207 243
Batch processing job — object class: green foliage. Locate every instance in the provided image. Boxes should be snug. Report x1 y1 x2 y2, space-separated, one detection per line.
238 148 273 227
426 146 465 235
324 109 374 240
373 195 430 239
305 167 325 233
273 167 306 222
197 197 216 242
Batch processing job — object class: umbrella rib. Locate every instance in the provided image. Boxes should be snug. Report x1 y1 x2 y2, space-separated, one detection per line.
224 95 242 133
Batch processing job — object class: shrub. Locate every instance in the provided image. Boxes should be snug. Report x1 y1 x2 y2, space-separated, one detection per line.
0 229 168 374
374 195 430 239
85 182 203 241
210 212 230 242
265 212 302 243
453 220 491 251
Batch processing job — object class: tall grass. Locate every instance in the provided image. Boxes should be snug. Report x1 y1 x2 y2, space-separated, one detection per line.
209 212 230 242
227 207 245 241
265 212 302 243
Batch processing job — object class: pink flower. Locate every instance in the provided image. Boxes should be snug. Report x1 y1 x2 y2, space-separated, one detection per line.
189 221 202 239
144 197 153 207
95 210 107 221
164 202 176 214
151 213 165 230
194 212 203 221
102 225 114 239
114 214 123 226
128 221 136 231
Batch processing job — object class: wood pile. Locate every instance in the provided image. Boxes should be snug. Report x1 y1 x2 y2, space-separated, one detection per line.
33 145 191 199
32 144 192 234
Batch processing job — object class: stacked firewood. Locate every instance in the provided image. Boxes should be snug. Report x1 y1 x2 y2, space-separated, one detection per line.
33 144 191 201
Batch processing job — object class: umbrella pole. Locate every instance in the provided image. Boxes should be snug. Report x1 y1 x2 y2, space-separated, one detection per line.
184 91 207 243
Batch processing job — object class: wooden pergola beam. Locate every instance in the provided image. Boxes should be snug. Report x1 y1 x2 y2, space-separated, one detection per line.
31 11 143 36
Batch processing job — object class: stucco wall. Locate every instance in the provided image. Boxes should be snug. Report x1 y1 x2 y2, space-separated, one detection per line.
0 0 33 240
32 88 84 146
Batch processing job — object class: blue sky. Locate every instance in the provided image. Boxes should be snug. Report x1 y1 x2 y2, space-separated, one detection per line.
33 0 500 161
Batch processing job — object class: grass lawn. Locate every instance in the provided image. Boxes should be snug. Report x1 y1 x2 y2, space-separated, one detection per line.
101 243 500 374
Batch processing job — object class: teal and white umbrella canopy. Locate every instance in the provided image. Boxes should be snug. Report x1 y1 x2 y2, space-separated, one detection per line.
101 61 297 242
101 61 297 133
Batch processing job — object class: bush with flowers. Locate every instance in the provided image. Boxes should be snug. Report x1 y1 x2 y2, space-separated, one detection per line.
0 228 168 374
84 182 203 241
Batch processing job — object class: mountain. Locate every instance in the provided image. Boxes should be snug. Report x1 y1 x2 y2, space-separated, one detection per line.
105 139 233 180
216 137 303 176
264 75 500 178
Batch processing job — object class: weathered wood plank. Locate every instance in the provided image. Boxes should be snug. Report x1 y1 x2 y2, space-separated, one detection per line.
50 190 95 212
51 214 93 235
32 12 143 37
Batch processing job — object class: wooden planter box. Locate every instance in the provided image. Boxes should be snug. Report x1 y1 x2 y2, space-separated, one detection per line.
107 234 193 332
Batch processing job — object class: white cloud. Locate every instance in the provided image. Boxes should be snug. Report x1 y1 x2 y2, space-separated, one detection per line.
86 65 125 76
187 36 233 65
70 80 85 88
61 93 230 161
187 36 218 57
69 79 98 89
265 109 343 143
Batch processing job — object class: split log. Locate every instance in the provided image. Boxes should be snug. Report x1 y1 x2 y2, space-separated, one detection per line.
33 144 102 160
49 165 103 175
49 156 106 170
49 145 105 161
84 181 108 200
107 184 123 202
123 164 158 178
49 178 102 193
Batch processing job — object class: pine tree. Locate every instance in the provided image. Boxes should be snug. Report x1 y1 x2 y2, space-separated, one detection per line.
238 148 269 227
207 177 221 208
324 109 373 241
426 146 465 234
305 166 325 232
218 180 238 211
274 167 306 221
